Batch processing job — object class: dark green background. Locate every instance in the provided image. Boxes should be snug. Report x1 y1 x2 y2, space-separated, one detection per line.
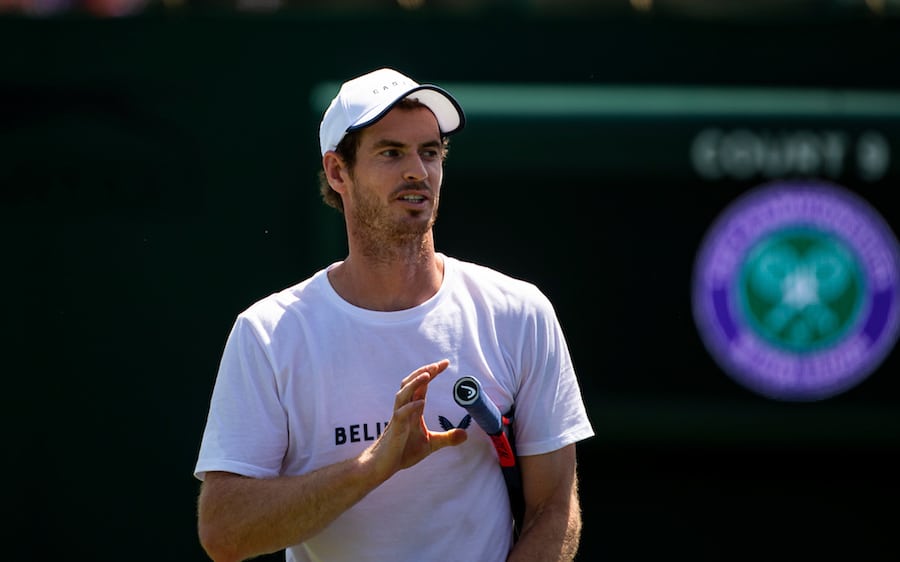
3 9 899 561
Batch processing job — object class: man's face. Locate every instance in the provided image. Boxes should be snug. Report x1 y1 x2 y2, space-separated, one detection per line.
343 105 445 245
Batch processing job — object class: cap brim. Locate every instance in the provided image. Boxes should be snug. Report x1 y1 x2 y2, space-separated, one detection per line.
347 84 465 137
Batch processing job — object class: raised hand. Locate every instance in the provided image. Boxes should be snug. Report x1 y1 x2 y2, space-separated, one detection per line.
366 359 468 479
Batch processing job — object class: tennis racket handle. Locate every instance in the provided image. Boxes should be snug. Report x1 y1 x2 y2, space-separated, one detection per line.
453 375 503 435
489 433 517 467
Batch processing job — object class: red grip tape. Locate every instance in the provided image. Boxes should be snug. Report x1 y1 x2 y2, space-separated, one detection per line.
489 433 516 467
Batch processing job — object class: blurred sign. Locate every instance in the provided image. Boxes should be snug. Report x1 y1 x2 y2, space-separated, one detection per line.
690 128 890 182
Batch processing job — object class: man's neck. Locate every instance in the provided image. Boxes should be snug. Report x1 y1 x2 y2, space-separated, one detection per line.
328 238 444 312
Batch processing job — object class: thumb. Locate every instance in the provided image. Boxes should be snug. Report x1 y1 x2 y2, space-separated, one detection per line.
430 428 468 451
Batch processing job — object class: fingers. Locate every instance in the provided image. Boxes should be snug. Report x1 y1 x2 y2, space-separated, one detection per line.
399 359 450 387
394 374 428 412
395 359 451 409
390 401 467 453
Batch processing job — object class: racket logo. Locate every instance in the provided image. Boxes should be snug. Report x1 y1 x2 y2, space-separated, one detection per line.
455 381 478 402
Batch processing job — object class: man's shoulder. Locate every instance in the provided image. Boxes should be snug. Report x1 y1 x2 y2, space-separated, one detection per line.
447 255 550 307
449 255 536 286
239 266 331 322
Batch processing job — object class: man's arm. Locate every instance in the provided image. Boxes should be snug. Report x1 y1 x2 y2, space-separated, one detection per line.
507 444 582 562
196 359 467 562
198 460 379 562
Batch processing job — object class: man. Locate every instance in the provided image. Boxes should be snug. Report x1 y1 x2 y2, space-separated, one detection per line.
194 67 595 562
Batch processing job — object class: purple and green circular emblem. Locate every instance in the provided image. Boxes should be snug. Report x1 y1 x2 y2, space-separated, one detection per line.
692 180 900 401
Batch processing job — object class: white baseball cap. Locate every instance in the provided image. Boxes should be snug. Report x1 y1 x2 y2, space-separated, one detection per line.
318 67 465 156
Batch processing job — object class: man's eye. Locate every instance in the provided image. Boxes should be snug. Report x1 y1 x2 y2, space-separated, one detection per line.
381 149 400 157
422 150 439 159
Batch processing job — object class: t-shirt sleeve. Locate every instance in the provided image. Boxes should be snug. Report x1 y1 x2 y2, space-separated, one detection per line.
511 289 595 457
193 314 289 481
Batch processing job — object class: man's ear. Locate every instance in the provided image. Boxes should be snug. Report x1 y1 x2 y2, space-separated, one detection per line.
322 151 348 195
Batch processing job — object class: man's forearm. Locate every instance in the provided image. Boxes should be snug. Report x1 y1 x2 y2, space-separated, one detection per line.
198 449 385 562
507 486 582 562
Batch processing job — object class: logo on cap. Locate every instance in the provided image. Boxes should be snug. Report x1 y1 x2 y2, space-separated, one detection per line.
371 79 410 95
692 180 900 401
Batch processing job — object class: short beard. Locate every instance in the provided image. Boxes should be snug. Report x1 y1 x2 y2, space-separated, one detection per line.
349 179 439 262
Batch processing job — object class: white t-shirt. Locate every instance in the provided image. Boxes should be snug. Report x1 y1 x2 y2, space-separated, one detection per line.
194 254 594 562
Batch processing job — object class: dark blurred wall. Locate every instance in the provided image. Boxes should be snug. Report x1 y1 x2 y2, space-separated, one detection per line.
2 10 898 561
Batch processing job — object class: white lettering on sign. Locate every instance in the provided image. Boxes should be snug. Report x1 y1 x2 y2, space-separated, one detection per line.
690 128 890 182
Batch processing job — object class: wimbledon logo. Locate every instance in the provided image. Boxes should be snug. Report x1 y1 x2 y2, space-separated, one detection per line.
692 180 900 401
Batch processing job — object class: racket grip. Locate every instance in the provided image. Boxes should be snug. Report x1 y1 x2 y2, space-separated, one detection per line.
489 433 517 467
453 376 503 435
454 375 524 541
